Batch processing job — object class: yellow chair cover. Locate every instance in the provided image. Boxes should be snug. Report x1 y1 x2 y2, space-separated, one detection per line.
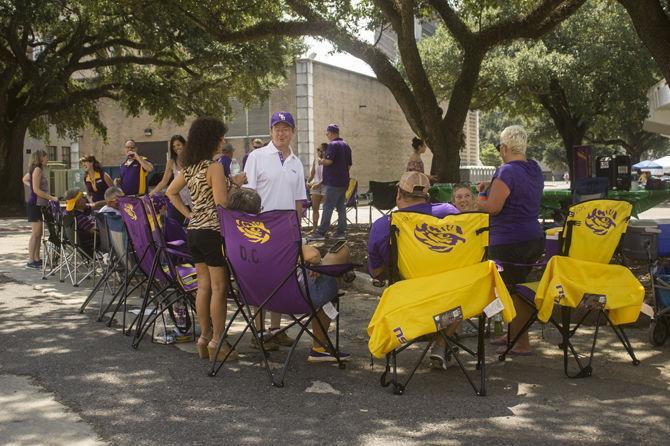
367 260 515 358
392 211 489 280
562 199 632 263
534 255 644 326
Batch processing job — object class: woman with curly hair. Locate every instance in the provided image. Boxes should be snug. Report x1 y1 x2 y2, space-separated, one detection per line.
80 155 113 208
167 117 245 362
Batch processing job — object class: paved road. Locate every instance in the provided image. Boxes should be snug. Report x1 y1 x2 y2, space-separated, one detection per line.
1 221 669 445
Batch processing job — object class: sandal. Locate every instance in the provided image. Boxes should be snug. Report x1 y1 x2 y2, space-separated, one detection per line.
207 340 239 362
196 336 211 359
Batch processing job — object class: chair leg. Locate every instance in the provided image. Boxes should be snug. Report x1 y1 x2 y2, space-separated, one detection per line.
603 312 641 366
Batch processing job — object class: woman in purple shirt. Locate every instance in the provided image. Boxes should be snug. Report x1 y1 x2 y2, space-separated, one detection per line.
478 125 544 355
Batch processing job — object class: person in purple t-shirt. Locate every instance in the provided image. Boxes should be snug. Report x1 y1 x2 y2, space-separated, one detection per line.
242 138 264 170
307 124 352 241
477 125 544 356
367 171 460 370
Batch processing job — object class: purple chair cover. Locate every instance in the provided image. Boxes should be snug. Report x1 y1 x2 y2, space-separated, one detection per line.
117 196 169 284
218 207 312 315
140 195 197 291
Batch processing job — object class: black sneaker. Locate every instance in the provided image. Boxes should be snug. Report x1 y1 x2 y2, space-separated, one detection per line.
26 261 40 269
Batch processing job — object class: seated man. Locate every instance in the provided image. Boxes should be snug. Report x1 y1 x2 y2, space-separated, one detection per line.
99 186 124 215
64 188 96 255
452 183 477 212
367 171 460 369
227 187 351 363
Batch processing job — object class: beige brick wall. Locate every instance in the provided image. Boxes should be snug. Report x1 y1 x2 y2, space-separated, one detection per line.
311 62 430 192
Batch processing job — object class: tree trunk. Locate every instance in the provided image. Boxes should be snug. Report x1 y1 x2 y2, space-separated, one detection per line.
557 125 587 181
0 123 29 206
619 0 670 83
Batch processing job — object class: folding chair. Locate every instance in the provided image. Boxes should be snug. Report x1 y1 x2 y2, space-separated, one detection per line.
345 178 358 224
41 202 63 279
209 207 355 387
367 211 516 396
501 199 643 378
58 208 100 287
117 196 196 348
368 181 397 223
79 212 117 316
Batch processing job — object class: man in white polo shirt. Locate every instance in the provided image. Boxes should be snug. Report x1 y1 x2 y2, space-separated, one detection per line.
243 110 307 349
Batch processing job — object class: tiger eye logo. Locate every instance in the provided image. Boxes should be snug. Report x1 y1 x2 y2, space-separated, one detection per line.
236 220 271 244
585 208 617 236
123 203 137 221
414 223 465 252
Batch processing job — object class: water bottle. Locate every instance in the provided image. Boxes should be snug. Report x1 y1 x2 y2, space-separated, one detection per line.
493 314 504 337
230 159 241 176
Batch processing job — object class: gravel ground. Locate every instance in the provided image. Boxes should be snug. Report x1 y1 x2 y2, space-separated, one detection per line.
1 220 670 445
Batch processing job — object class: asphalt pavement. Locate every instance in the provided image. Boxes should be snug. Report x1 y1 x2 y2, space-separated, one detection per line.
0 218 669 445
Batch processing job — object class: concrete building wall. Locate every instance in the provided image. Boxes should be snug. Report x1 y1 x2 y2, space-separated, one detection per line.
311 61 425 190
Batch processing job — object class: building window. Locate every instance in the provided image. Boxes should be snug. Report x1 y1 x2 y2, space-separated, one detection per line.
47 145 57 162
61 146 71 167
226 99 270 138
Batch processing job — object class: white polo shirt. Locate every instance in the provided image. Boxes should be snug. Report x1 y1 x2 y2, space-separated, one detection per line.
243 141 307 211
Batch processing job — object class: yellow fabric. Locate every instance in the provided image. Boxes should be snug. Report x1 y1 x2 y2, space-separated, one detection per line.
138 157 148 195
85 171 101 192
367 260 515 358
534 256 644 326
392 211 488 280
562 199 632 263
345 178 357 201
65 191 82 212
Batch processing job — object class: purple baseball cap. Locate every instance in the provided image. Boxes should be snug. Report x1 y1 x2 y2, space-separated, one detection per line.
326 123 339 133
270 111 295 129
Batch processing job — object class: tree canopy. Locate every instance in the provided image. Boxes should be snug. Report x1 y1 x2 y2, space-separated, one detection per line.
0 0 301 203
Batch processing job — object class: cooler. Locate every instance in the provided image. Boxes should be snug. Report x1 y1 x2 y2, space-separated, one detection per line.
621 220 659 261
655 219 670 257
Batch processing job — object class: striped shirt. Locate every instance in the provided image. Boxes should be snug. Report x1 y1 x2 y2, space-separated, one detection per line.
183 160 219 231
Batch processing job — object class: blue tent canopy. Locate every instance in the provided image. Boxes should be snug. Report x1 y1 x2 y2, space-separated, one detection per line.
633 160 663 170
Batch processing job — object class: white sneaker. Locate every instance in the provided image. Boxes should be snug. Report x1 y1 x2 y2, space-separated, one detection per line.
429 343 454 370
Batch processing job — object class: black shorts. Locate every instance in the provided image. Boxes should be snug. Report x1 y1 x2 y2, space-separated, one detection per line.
187 229 225 267
27 204 43 222
488 238 545 288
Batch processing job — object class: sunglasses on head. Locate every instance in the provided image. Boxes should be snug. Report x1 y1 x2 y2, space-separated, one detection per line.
495 144 502 152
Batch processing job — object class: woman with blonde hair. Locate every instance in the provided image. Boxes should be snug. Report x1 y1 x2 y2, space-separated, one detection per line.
24 149 58 268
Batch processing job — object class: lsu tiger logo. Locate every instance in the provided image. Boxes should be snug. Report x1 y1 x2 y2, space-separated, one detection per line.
124 203 137 221
236 219 271 244
585 208 617 235
414 223 465 252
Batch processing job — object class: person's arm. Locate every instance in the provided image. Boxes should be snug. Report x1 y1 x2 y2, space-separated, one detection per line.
22 173 30 187
477 178 510 215
307 160 315 184
32 167 57 201
209 162 229 207
166 171 192 218
367 219 389 279
242 152 258 189
295 200 303 217
150 159 174 195
137 156 153 173
320 143 335 166
103 172 114 187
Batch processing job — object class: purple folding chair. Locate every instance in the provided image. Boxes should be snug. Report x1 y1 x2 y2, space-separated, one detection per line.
118 196 189 348
211 207 355 387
